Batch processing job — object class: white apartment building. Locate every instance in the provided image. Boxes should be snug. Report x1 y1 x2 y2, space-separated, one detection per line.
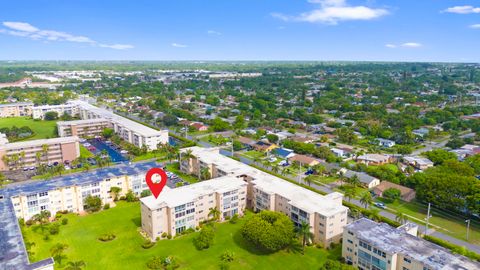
342 218 480 270
32 100 168 150
168 146 348 246
141 176 247 238
0 102 33 117
7 161 156 221
32 103 79 119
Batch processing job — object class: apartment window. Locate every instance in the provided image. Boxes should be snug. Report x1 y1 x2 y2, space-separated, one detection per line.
403 258 411 263
402 268 409 270
39 192 48 197
319 223 324 227
347 239 353 244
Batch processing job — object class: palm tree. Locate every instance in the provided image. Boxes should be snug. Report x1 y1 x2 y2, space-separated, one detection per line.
312 164 326 175
110 187 122 201
208 207 220 221
200 167 211 181
65 260 86 270
360 192 373 209
271 164 280 174
296 221 314 254
395 212 408 225
50 243 68 265
304 175 314 187
281 167 291 176
368 208 381 221
344 186 356 202
41 144 49 163
253 156 262 165
33 210 51 232
349 174 360 187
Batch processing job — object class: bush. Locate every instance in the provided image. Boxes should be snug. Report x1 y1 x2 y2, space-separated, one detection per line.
161 232 168 238
229 214 239 224
98 233 116 242
220 250 235 262
167 234 172 240
25 219 34 226
382 188 401 202
49 224 60 235
193 225 215 250
125 190 137 202
142 239 155 249
103 203 110 210
219 262 230 270
55 213 63 219
61 218 68 225
84 195 102 212
146 256 179 270
141 190 152 198
241 211 294 252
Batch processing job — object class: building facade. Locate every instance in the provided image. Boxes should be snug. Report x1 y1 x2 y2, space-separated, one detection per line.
0 136 80 171
57 118 112 137
0 102 33 118
141 176 247 238
32 103 79 119
172 146 348 246
342 218 480 270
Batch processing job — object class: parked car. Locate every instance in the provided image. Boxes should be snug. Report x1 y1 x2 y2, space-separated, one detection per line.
304 169 314 175
374 202 386 209
279 160 289 166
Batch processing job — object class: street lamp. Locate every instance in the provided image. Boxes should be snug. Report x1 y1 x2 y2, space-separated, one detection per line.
466 219 471 241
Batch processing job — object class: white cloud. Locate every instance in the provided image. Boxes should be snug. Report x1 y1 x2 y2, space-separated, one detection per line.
99 44 134 50
401 42 422 48
272 0 388 25
171 43 188 48
0 21 133 50
470 24 480 29
443 5 480 14
385 42 422 48
207 30 221 36
3 21 38 32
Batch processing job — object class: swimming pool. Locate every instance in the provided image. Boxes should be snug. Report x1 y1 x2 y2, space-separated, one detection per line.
87 139 128 162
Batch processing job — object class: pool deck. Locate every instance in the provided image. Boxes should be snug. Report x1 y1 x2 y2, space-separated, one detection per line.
0 160 159 269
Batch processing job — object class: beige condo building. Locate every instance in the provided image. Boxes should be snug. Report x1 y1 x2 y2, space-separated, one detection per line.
0 136 80 171
141 146 348 246
141 176 247 238
342 218 480 270
57 118 112 137
0 102 33 117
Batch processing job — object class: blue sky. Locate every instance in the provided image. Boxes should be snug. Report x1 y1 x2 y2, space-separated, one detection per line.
0 0 479 62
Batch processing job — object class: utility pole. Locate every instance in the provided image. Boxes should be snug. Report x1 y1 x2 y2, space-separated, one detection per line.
425 203 431 235
466 219 471 241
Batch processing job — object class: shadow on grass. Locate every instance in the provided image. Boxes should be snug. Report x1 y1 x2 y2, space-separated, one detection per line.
131 217 141 227
232 228 278 256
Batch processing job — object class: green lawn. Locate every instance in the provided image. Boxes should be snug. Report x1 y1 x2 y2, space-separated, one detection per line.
377 198 480 245
165 162 199 183
22 202 339 270
241 150 265 160
309 175 338 184
0 117 57 140
79 145 94 159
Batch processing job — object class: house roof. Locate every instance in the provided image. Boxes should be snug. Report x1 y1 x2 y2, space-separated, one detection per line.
289 154 319 165
373 181 415 197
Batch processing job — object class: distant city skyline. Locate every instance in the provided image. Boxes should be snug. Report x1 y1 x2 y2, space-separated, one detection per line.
0 0 479 62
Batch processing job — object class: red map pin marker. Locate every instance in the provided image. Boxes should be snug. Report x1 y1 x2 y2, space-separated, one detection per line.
145 167 168 199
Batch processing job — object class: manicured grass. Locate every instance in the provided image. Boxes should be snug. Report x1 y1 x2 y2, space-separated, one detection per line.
0 117 57 140
377 198 480 245
79 145 94 159
132 151 168 162
242 150 265 160
22 202 339 269
309 175 338 184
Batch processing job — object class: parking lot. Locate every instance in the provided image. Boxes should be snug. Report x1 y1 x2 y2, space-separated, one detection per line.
164 168 189 188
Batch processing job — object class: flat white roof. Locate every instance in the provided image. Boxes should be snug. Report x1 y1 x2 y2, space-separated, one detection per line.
182 147 347 216
141 176 246 209
57 118 110 126
0 136 79 150
70 100 167 137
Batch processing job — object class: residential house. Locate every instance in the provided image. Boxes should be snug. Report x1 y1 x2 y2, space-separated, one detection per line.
403 156 434 171
288 154 321 167
357 154 392 166
376 138 396 148
340 169 380 189
373 181 416 202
